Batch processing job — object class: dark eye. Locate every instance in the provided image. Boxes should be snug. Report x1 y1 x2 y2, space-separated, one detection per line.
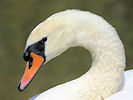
43 37 47 42
39 37 47 44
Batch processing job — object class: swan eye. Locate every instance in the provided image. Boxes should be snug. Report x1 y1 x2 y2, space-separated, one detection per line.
43 37 47 42
23 37 46 63
39 37 47 44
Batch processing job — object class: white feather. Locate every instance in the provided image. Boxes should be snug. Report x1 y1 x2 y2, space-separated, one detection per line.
25 10 133 100
29 70 133 100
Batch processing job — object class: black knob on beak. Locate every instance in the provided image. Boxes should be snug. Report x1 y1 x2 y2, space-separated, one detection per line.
23 51 30 61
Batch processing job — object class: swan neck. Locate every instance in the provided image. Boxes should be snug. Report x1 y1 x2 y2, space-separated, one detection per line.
65 14 126 97
76 28 126 97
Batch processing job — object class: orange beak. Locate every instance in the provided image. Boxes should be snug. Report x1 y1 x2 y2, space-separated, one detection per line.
18 52 44 91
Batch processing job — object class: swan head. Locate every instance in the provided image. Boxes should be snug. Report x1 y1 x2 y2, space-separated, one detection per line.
18 12 76 91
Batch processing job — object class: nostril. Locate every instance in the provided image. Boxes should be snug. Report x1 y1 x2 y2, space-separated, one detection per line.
29 57 33 69
23 52 30 61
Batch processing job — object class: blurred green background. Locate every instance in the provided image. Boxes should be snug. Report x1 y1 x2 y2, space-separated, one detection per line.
0 0 133 99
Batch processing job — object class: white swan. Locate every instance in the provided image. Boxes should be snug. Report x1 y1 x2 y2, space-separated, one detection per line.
18 10 133 100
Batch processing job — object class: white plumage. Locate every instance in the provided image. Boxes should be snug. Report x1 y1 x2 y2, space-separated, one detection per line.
29 70 133 100
105 70 133 100
24 10 133 100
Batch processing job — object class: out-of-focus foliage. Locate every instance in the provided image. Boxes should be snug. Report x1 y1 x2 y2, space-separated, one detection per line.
0 0 133 99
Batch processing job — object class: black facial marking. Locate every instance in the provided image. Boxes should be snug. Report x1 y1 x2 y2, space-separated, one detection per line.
23 37 47 62
41 37 47 43
23 49 30 61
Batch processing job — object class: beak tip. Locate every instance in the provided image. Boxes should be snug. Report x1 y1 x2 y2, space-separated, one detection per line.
18 82 24 92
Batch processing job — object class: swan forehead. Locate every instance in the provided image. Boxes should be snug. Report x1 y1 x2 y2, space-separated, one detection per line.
25 13 68 49
26 25 46 49
25 19 56 49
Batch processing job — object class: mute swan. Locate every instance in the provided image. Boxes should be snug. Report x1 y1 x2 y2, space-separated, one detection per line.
18 10 133 100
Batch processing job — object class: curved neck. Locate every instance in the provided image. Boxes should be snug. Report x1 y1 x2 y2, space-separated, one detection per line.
74 23 125 98
32 10 126 98
62 12 126 98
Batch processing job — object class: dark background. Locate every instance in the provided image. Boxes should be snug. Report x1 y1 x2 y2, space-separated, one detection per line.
0 0 133 99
